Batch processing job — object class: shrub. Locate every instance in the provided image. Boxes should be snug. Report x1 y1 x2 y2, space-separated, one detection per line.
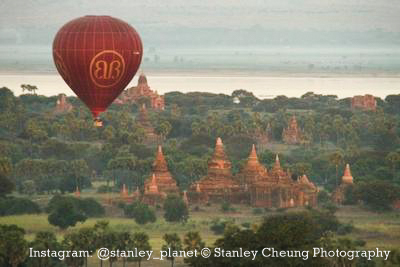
48 201 86 229
343 185 357 205
163 194 189 223
337 223 354 235
80 198 105 217
210 218 235 235
124 201 156 225
210 219 226 235
0 197 41 216
241 222 251 229
317 190 331 205
322 202 338 214
47 195 104 217
220 201 231 212
276 207 287 212
252 208 263 215
96 185 110 193
355 181 400 212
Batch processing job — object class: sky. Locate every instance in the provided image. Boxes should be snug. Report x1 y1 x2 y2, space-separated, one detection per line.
0 0 399 75
1 0 399 47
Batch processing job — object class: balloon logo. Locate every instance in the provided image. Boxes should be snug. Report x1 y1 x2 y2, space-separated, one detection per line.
53 15 143 126
90 50 125 88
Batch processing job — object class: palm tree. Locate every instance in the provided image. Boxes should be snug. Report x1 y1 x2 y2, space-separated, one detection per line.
183 231 206 267
162 233 182 267
20 84 38 94
329 151 344 187
386 152 400 181
131 232 151 267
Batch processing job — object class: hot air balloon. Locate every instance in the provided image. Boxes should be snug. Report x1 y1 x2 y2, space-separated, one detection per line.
53 15 143 126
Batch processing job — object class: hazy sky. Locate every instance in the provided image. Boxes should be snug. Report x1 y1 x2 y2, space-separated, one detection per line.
1 0 399 47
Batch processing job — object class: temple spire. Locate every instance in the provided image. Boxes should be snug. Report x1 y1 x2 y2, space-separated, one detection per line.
249 144 258 160
148 173 159 193
274 154 281 170
121 184 128 198
183 190 189 207
342 164 354 184
74 186 80 198
216 137 223 146
154 145 168 172
196 183 201 193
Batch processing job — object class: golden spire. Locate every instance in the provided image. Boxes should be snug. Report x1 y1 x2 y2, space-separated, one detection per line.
342 164 354 184
274 154 281 170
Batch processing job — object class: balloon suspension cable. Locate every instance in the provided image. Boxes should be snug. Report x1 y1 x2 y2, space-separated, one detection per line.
94 117 103 127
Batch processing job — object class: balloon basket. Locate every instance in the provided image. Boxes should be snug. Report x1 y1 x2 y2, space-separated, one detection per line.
94 118 103 127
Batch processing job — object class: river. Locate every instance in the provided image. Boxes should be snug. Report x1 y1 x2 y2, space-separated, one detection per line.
1 73 399 99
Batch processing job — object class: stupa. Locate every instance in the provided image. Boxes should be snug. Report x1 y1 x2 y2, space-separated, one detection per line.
143 145 179 194
282 115 302 144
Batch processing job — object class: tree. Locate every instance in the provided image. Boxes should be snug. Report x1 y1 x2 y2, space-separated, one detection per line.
0 224 28 267
386 152 400 182
124 201 156 224
156 120 172 141
130 232 151 267
329 150 344 187
48 200 87 229
0 157 14 196
355 181 400 212
163 194 189 223
70 159 90 192
62 230 87 267
21 84 38 94
183 231 207 267
27 231 63 267
162 233 182 267
0 197 41 216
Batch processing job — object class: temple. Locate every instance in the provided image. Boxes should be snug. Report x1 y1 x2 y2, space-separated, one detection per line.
189 139 318 208
282 115 302 144
246 149 317 208
115 74 165 110
189 138 240 202
54 94 73 114
143 145 179 204
120 184 129 199
351 95 376 111
332 164 354 204
136 103 159 144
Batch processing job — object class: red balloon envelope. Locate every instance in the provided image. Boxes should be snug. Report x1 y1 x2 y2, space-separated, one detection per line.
53 15 143 123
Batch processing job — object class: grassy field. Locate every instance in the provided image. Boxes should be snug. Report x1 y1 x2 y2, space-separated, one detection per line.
2 194 400 267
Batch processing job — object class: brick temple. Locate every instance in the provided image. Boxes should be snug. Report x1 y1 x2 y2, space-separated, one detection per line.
115 74 165 110
282 115 302 144
189 138 240 203
189 138 318 208
351 94 376 111
54 94 73 114
143 145 179 204
332 164 354 204
136 103 159 144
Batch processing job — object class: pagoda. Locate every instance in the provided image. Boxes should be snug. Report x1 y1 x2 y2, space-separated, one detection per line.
143 145 179 194
54 94 73 114
189 138 239 200
332 164 354 204
136 103 159 144
237 144 268 185
351 95 376 111
282 115 302 144
120 184 129 199
115 74 165 110
294 174 318 207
